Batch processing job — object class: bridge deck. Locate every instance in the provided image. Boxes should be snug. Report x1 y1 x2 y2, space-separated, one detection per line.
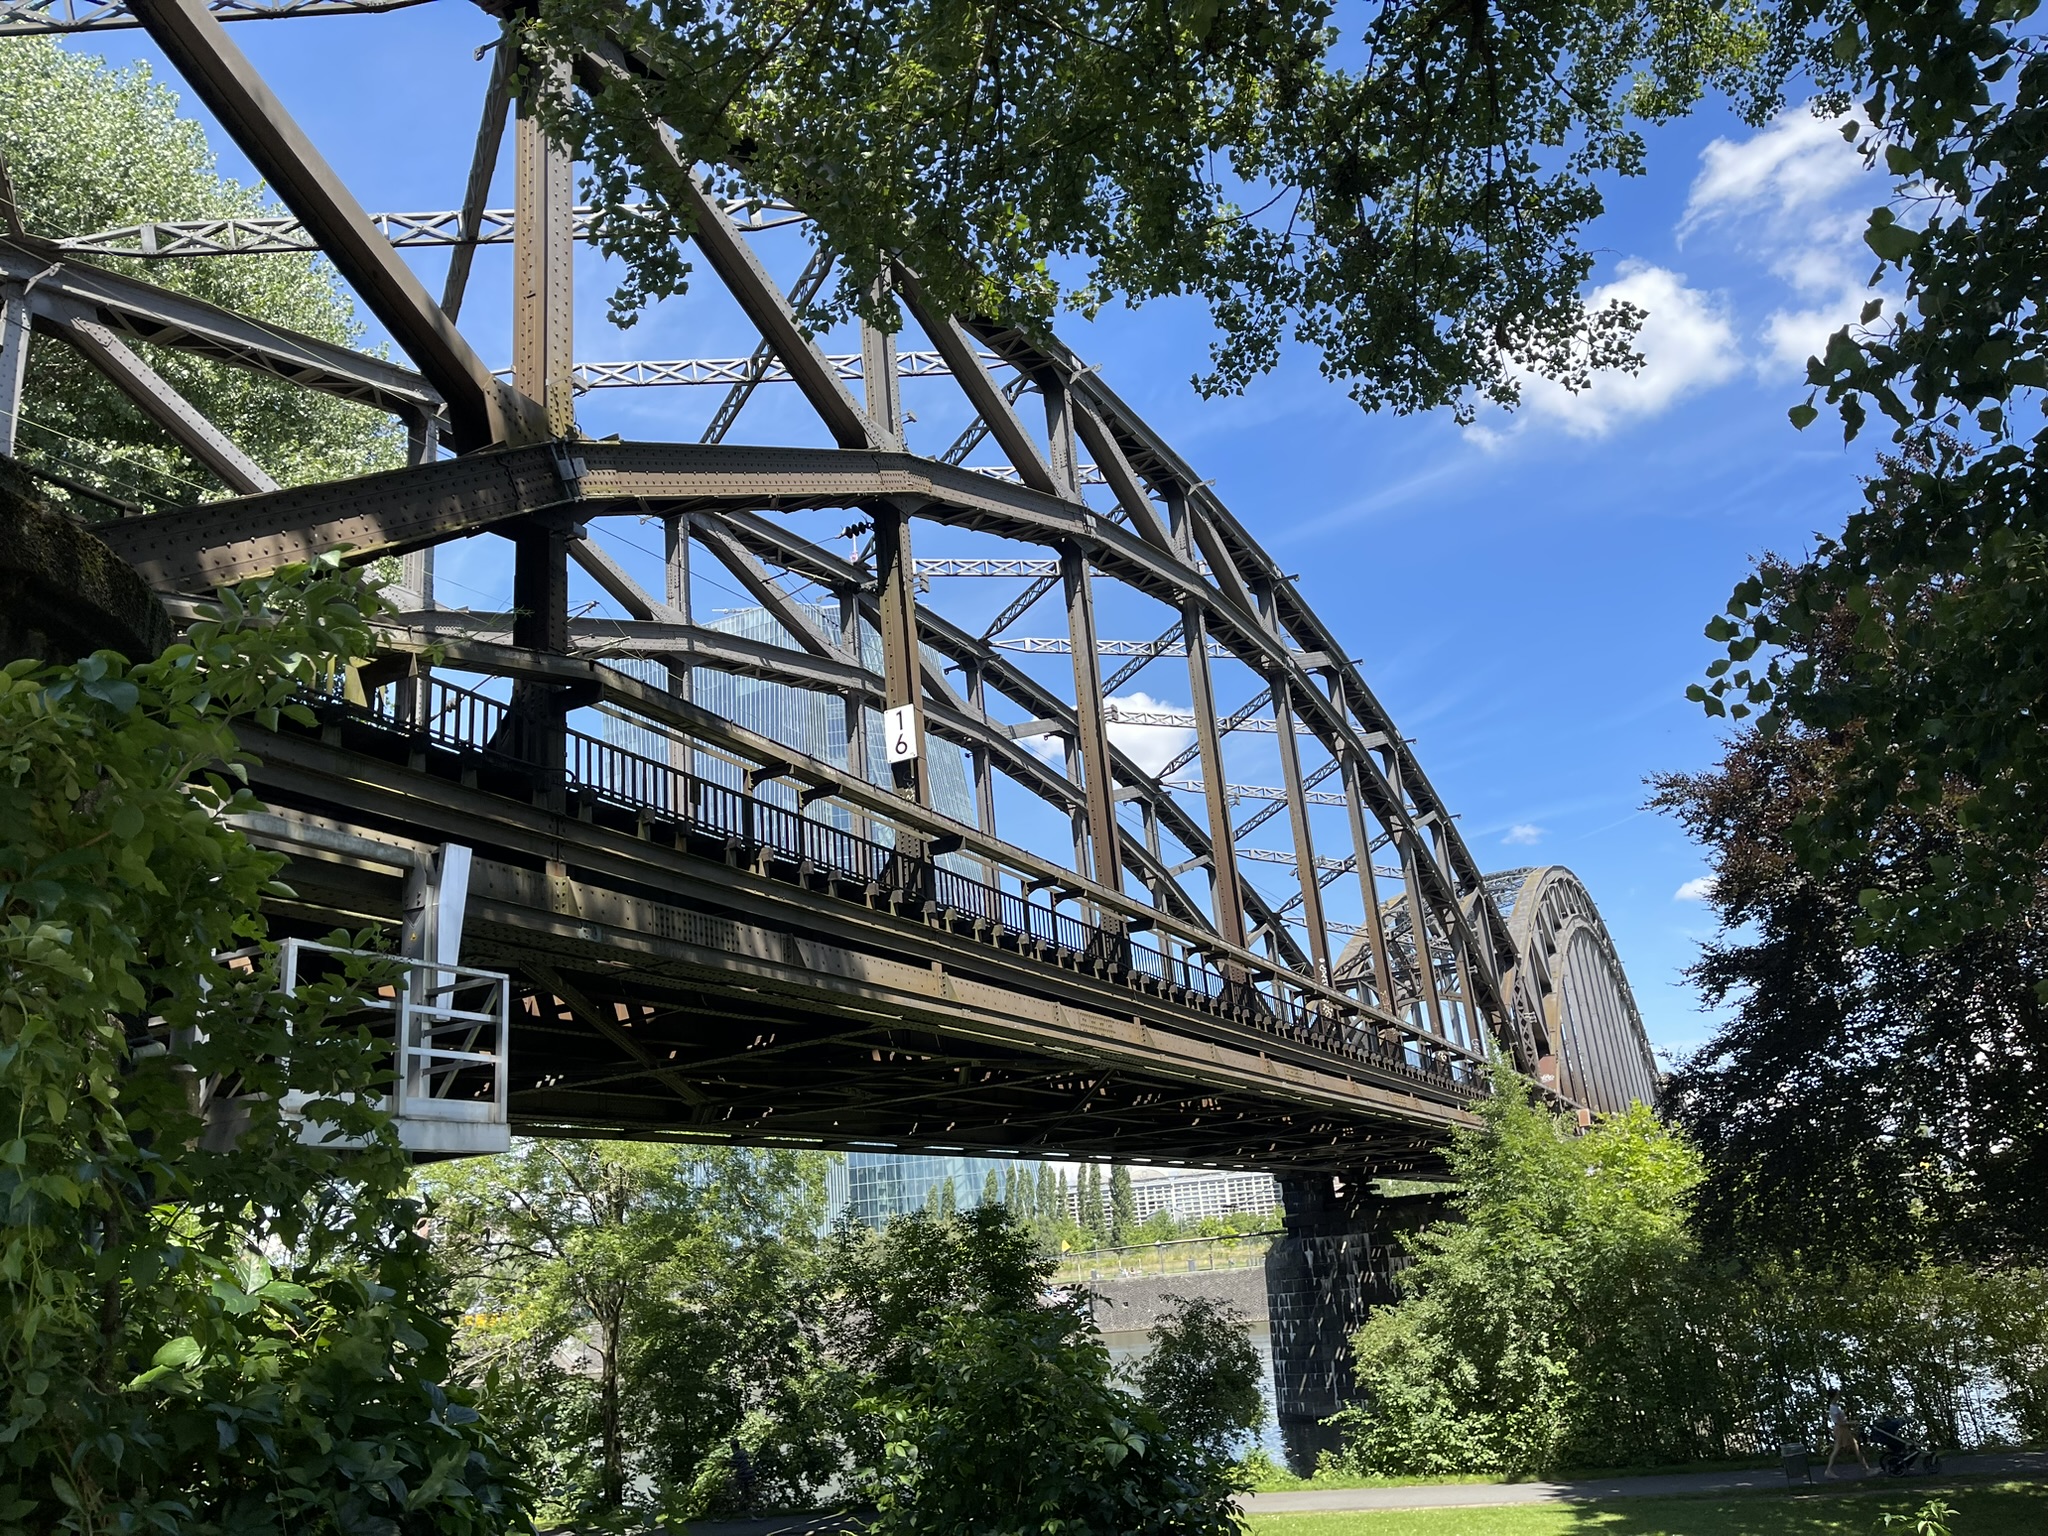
242 691 1480 1175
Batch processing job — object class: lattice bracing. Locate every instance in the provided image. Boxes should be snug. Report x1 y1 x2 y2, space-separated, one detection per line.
0 0 1661 1171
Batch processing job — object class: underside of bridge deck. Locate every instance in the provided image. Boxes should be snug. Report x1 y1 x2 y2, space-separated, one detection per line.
0 0 1662 1172
242 722 1473 1175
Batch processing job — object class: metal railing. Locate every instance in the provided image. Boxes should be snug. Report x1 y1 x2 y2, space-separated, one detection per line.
317 673 1478 1097
278 937 510 1154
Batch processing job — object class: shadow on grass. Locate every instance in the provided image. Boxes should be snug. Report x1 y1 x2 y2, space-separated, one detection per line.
1558 1480 2048 1536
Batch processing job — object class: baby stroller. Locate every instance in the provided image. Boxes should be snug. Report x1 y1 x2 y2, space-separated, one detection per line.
1867 1414 1944 1477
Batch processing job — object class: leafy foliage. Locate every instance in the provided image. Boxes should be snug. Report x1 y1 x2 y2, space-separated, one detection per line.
527 0 1769 419
1331 1069 1712 1477
428 1158 1250 1533
1652 709 2048 1266
0 41 402 512
1692 0 2048 952
865 1299 1237 1536
419 1139 826 1527
1130 1294 1265 1460
0 556 524 1533
1324 1069 2048 1477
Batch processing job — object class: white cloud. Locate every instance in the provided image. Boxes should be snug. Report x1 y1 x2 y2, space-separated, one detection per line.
1502 823 1545 846
1473 262 1742 443
1102 692 1196 778
1674 875 1718 902
1682 105 1883 375
1684 108 1867 232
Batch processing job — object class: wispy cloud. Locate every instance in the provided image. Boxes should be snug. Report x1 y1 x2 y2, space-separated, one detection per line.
1674 875 1718 902
1502 823 1546 846
1682 104 1884 378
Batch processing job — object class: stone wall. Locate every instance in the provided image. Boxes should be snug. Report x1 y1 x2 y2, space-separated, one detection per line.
0 460 170 664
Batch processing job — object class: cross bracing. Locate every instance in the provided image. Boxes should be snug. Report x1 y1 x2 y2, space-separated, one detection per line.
0 0 418 31
0 0 1659 1171
50 201 806 258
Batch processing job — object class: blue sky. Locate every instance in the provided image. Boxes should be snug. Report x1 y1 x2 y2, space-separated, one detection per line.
63 6 1891 1062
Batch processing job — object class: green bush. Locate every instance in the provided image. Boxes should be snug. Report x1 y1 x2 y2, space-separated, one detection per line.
1326 1066 2048 1478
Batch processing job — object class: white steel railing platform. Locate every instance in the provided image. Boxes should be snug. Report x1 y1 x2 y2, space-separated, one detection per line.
277 937 511 1157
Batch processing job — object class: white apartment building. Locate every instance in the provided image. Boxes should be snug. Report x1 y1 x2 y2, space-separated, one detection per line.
1128 1168 1280 1224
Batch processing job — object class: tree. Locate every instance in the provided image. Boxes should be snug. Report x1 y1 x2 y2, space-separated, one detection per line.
1689 0 2048 956
1110 1167 1138 1246
0 546 522 1531
981 1169 1000 1209
527 0 1770 421
1651 702 2048 1265
1324 1065 2048 1475
843 1210 1239 1536
1131 1296 1265 1460
418 1140 826 1525
0 41 401 513
1331 1069 1719 1477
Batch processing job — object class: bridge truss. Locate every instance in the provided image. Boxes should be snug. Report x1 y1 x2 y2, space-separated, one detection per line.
0 0 1657 1174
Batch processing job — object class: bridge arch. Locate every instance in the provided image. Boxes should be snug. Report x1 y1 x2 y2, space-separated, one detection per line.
1 0 1658 1169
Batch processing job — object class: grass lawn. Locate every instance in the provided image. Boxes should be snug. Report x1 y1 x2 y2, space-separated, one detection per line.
1243 1481 2048 1536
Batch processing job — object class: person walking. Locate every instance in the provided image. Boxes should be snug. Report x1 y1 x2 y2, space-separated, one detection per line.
1824 1395 1872 1476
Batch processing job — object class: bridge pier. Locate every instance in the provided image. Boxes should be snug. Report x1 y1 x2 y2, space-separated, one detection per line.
1264 1172 1444 1473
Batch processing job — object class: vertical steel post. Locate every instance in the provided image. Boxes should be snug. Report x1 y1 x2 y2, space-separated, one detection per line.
404 414 440 610
1182 600 1246 950
513 55 574 437
871 498 929 807
0 286 28 458
1061 544 1123 892
1272 675 1332 982
860 276 904 450
1382 748 1448 1040
663 513 695 782
1432 823 1481 1052
1338 749 1399 1019
838 588 872 840
1042 372 1080 498
504 48 575 791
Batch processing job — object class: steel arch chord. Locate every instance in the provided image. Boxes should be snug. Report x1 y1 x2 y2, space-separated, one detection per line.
11 0 1664 1171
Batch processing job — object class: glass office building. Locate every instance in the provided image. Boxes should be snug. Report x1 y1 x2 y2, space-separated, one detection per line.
825 1152 1044 1228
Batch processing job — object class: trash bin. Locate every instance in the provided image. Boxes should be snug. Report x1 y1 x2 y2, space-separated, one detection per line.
1780 1442 1812 1485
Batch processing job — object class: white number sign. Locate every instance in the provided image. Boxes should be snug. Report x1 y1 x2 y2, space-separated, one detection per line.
883 704 920 764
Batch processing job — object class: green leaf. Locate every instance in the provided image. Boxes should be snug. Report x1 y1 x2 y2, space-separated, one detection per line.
153 1335 204 1370
1788 402 1819 430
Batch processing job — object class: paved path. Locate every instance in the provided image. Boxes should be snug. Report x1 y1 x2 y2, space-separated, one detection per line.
1240 1450 2048 1514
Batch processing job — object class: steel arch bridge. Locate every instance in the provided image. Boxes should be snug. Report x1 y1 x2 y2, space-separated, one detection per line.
0 0 1658 1175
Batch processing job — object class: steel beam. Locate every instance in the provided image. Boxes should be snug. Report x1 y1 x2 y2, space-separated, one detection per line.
859 277 905 452
0 246 439 417
700 248 832 445
1182 600 1246 949
51 199 802 259
1271 675 1331 981
897 272 1056 496
572 47 879 452
54 314 277 493
127 0 537 451
1040 371 1080 499
442 40 512 323
871 498 927 805
0 0 426 33
0 284 29 457
691 516 847 662
512 54 575 436
1061 544 1122 891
